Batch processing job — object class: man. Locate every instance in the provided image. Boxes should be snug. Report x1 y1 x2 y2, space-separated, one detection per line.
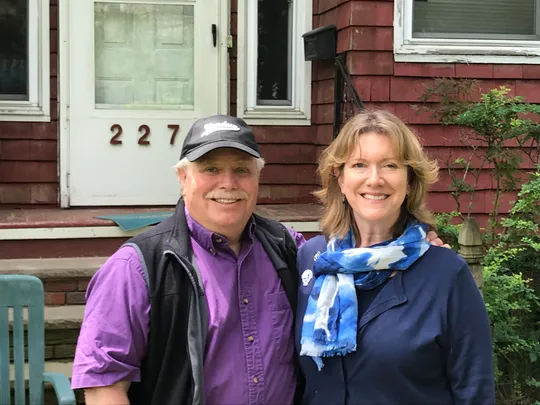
72 114 444 405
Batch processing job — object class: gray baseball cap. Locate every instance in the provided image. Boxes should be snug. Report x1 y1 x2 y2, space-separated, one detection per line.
180 115 261 161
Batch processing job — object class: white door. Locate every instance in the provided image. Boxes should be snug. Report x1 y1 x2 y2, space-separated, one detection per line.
66 0 222 205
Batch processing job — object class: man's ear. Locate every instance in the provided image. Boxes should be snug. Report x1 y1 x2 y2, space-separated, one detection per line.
177 167 187 188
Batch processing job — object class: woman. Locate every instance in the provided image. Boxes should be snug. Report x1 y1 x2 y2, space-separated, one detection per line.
296 110 494 405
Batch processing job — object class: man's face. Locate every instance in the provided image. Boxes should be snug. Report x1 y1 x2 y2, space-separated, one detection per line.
178 148 260 240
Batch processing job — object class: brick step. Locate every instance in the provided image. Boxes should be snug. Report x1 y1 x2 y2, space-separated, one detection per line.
7 305 84 362
43 305 84 361
0 257 105 280
8 306 83 366
10 304 85 329
9 361 73 380
0 257 106 305
44 305 85 330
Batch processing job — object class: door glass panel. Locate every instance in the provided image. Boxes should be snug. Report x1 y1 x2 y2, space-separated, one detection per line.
257 0 292 106
94 2 194 109
0 0 28 100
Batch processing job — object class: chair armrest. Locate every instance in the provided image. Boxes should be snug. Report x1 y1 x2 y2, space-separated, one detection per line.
43 372 77 405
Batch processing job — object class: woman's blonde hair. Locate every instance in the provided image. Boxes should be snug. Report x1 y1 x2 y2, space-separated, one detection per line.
314 110 439 240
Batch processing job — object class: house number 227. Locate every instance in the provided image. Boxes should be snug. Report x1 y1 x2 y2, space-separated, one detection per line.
109 124 180 146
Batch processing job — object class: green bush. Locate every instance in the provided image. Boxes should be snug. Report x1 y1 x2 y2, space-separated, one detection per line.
436 170 540 405
422 81 540 404
434 211 461 251
483 248 540 405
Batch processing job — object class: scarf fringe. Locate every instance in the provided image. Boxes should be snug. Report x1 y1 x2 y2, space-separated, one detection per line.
300 338 357 357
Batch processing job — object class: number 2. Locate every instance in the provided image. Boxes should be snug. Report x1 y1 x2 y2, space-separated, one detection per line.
138 125 150 145
110 124 123 145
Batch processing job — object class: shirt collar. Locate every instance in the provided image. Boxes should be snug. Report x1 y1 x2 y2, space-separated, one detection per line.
184 206 256 252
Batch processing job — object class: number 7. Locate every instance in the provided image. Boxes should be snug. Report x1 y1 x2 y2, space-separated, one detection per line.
168 124 180 145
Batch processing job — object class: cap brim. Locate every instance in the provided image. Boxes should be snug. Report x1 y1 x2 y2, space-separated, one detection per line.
185 140 261 161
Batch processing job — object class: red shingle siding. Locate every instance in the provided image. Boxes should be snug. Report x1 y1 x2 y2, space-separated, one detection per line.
229 2 318 204
2 0 537 210
312 0 539 218
0 1 59 206
311 0 343 193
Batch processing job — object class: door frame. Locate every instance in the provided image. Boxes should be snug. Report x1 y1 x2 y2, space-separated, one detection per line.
58 0 230 207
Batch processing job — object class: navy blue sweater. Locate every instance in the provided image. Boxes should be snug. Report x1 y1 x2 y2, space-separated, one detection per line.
296 235 495 405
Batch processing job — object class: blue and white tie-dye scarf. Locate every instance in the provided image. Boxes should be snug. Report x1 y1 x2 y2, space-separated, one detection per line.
300 222 430 370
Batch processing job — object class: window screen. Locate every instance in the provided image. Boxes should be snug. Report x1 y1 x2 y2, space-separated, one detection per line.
413 0 537 40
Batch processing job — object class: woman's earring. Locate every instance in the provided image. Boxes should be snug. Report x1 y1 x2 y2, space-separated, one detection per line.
342 194 346 203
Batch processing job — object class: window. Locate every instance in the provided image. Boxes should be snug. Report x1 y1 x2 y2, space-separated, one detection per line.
94 3 195 109
395 0 540 63
0 0 27 100
237 0 312 125
0 0 50 121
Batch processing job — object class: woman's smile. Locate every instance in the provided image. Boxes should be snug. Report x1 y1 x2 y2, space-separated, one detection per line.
361 193 389 201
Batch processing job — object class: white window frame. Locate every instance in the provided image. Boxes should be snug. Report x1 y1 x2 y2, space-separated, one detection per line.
0 0 50 122
237 0 311 126
394 0 540 64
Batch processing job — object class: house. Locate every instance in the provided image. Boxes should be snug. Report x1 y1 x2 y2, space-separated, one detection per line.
0 0 539 390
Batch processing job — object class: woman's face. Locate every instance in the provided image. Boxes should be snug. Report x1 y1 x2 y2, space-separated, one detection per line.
338 131 409 232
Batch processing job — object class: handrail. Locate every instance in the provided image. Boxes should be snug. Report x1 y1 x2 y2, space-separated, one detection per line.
333 54 365 138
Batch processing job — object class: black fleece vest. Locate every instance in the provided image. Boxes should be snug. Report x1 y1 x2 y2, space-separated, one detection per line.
125 200 299 405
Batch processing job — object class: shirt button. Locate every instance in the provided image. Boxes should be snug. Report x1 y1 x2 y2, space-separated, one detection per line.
243 298 249 304
209 248 215 254
215 237 222 243
248 336 254 342
253 377 259 384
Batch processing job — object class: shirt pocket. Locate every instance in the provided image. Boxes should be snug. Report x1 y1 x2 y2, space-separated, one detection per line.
267 291 294 362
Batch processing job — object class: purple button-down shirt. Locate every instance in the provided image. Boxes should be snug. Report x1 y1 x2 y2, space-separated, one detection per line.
72 212 305 405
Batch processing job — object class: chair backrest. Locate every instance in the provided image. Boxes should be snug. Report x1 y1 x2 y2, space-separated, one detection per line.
0 275 45 405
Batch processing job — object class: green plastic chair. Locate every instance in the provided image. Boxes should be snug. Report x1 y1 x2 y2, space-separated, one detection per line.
0 274 76 405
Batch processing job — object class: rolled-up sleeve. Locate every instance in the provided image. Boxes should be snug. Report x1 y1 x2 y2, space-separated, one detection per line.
71 246 150 389
446 264 495 404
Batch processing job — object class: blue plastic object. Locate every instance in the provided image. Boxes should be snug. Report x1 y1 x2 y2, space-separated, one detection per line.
0 274 76 405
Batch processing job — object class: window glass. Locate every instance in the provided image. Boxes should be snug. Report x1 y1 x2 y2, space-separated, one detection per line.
0 0 28 100
95 2 194 109
257 0 292 106
413 0 537 40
